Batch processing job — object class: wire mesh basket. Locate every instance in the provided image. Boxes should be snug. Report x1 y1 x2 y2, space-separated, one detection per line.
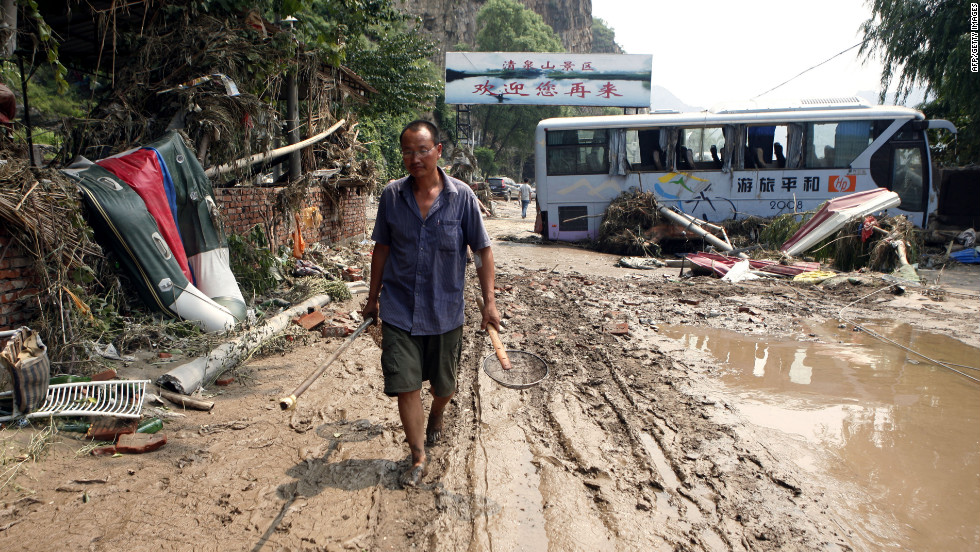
482 350 548 389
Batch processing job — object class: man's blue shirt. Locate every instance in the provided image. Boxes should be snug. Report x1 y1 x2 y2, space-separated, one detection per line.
371 168 491 335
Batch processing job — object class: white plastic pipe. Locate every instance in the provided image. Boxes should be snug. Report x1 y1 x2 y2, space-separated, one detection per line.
204 119 346 178
657 206 745 258
157 294 333 394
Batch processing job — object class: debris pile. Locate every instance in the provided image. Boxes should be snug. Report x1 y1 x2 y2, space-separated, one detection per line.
596 190 735 256
595 190 668 256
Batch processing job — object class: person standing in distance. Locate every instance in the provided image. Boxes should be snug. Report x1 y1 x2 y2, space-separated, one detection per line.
518 179 533 219
362 120 501 488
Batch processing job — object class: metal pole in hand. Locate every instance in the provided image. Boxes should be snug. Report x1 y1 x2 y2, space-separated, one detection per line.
279 317 374 410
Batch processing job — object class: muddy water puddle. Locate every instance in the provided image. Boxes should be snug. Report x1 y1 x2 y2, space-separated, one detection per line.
661 321 980 551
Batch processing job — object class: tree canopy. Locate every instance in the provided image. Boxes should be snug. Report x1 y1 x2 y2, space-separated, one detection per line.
474 0 564 53
591 18 622 54
301 0 440 118
860 0 978 163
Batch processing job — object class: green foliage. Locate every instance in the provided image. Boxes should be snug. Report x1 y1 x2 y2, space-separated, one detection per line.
433 94 456 145
301 0 440 118
474 146 497 177
357 112 417 185
295 0 441 179
228 225 283 297
591 18 622 54
17 0 69 94
471 0 565 176
860 0 978 164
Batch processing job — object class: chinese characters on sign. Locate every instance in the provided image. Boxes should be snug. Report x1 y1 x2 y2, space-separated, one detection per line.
445 52 652 107
732 175 855 195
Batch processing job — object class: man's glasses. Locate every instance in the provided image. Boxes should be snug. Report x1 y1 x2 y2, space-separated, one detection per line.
401 147 434 159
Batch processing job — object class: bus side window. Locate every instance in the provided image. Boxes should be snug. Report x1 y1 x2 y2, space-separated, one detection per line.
678 127 725 170
774 143 786 168
805 121 871 168
628 129 665 171
745 125 787 169
823 146 836 167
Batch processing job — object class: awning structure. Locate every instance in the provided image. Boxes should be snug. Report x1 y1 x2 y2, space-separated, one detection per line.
780 188 902 257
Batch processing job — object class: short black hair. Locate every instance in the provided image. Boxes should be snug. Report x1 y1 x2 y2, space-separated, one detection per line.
400 120 441 146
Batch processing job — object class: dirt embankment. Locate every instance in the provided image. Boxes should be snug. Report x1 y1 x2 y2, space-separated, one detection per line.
1 200 977 551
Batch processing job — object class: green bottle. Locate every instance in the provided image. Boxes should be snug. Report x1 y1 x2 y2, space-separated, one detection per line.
58 421 91 433
49 375 92 385
136 418 163 434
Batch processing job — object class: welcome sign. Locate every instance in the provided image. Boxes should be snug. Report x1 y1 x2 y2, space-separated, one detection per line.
445 52 652 108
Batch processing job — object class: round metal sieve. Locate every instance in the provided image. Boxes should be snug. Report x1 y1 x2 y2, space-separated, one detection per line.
482 350 548 389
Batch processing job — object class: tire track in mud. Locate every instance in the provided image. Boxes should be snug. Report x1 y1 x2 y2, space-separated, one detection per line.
428 271 855 551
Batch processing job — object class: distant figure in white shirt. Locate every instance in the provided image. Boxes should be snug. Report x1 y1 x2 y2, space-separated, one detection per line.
518 179 532 219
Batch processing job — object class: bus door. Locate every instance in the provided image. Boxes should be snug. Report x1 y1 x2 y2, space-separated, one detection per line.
870 122 930 226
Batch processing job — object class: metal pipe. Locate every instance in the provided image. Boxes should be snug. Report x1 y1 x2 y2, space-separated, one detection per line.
286 70 301 180
17 55 36 167
657 205 745 258
280 317 374 410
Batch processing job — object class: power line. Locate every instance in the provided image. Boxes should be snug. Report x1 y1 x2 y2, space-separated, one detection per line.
752 41 866 100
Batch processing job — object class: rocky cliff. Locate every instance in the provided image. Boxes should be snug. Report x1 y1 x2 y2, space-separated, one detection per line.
395 0 593 63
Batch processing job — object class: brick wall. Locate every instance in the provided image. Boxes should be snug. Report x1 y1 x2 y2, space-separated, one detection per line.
214 185 368 248
0 228 40 330
0 185 368 331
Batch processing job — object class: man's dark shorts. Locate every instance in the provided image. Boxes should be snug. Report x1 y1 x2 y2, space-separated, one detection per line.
380 323 462 398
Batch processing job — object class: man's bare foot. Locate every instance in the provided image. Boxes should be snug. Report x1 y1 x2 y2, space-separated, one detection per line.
400 451 427 488
425 413 444 447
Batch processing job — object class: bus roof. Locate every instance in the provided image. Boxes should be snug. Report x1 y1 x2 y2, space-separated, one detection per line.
538 103 926 130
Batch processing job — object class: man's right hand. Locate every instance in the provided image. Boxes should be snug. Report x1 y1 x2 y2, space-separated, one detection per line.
361 298 379 325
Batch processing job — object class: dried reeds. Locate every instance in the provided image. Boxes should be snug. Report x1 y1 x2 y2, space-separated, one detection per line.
595 190 664 256
0 157 101 268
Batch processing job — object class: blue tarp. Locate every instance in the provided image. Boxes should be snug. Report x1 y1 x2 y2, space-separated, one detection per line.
950 248 980 264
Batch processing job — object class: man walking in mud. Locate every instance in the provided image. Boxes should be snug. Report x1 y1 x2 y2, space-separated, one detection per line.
362 120 501 488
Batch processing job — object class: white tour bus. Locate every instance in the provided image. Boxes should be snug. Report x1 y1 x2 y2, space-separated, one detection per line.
534 98 956 242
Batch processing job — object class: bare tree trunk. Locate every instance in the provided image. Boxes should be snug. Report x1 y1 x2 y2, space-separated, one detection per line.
1 0 15 58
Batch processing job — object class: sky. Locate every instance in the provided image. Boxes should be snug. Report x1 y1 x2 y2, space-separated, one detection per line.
591 0 891 110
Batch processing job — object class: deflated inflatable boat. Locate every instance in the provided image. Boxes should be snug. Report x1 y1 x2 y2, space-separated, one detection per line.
66 132 246 332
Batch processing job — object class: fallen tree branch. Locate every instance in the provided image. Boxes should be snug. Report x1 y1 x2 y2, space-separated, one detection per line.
157 389 215 411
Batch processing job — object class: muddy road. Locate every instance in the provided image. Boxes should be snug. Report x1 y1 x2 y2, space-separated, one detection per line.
2 200 978 551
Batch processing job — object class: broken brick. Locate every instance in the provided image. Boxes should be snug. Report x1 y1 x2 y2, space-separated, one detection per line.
342 267 364 281
215 376 235 386
604 321 630 335
157 352 172 359
296 310 326 330
321 325 353 338
113 433 167 454
86 418 137 441
90 369 117 381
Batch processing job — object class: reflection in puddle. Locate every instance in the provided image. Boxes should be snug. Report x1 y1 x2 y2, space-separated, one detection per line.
662 321 980 551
